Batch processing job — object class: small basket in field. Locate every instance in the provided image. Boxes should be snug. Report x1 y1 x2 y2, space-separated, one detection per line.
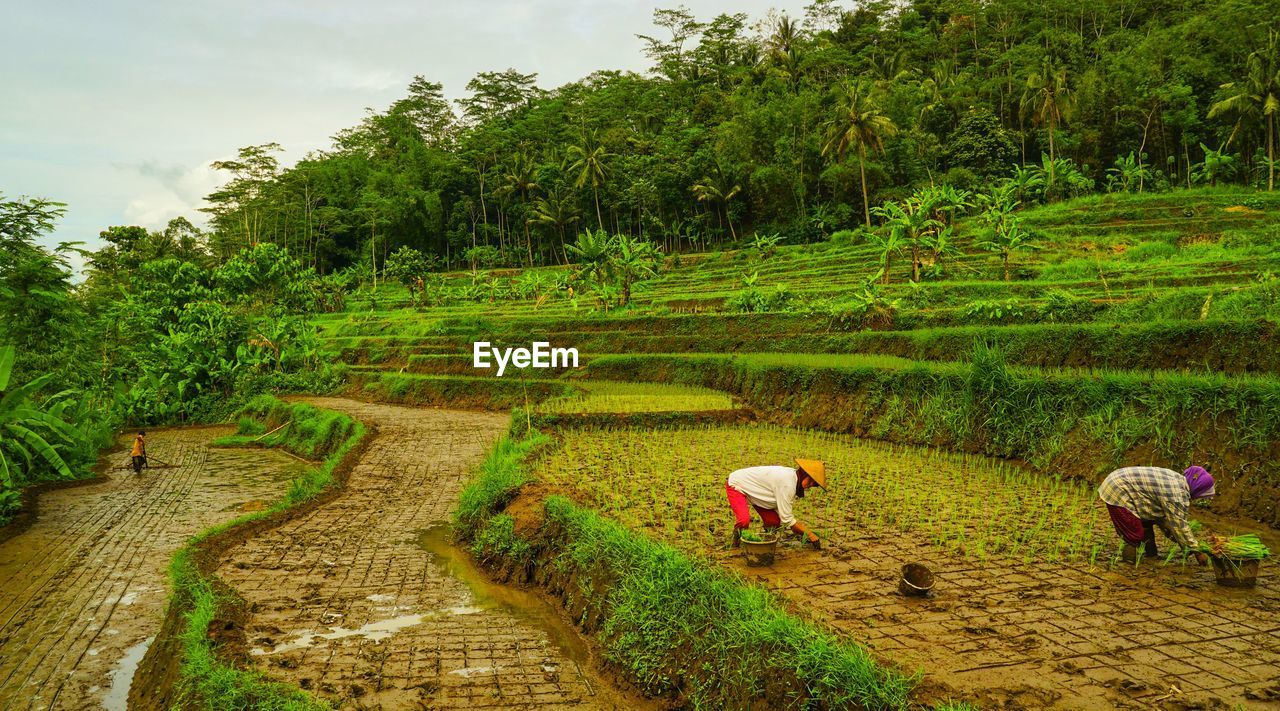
1210 556 1261 587
740 531 779 566
1201 534 1269 588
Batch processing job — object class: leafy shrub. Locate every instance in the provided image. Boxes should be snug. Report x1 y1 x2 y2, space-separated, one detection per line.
825 284 899 330
0 487 19 520
961 298 1026 324
463 245 505 268
0 345 100 492
726 284 795 313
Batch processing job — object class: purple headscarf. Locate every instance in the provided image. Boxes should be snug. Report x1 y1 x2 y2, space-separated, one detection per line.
1185 466 1215 499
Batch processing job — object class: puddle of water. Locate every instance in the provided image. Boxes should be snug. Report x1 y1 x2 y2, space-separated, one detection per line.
254 613 436 655
415 523 595 669
448 665 496 678
101 636 152 711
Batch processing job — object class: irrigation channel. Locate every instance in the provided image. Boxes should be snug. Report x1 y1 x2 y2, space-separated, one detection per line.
0 427 307 710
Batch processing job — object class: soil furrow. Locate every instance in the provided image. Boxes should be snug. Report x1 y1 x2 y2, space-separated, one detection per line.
219 398 632 709
0 428 304 710
0 440 205 706
34 444 212 704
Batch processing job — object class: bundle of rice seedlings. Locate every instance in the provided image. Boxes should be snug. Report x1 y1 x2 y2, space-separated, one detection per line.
1200 533 1271 560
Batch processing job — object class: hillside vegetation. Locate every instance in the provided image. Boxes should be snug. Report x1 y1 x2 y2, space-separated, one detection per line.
321 189 1280 527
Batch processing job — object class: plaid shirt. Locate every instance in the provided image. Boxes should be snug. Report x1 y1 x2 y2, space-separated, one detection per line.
1098 467 1198 549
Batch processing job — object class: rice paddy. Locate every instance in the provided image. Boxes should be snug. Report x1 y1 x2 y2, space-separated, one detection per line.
535 425 1119 565
536 380 736 413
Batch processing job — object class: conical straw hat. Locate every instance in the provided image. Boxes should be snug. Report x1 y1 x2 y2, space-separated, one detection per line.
795 459 826 488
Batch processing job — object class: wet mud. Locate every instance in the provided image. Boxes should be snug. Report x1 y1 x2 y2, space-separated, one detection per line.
219 398 635 709
0 427 305 711
714 523 1280 709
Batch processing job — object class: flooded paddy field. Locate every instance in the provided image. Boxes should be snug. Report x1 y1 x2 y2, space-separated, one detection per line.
217 399 638 710
0 427 306 711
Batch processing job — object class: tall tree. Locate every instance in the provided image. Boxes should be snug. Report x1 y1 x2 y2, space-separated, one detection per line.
503 152 540 265
1211 29 1280 191
569 134 611 231
691 167 743 241
823 80 898 227
1021 58 1074 187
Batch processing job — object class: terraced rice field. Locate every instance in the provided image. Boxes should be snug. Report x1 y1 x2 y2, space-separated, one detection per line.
531 425 1280 708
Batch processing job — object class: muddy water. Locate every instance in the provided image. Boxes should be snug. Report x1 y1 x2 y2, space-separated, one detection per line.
415 524 598 674
0 428 305 711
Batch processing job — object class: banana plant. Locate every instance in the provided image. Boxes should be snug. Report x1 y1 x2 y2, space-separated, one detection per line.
0 345 89 488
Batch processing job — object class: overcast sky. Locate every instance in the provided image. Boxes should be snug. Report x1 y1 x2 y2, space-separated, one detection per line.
1 0 810 270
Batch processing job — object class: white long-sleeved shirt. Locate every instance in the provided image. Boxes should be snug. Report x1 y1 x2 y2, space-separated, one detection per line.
727 465 800 528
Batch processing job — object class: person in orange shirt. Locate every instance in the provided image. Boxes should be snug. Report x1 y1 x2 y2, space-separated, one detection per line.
130 431 147 474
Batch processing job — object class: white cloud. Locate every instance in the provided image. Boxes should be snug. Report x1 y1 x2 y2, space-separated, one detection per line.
119 160 221 230
1 0 815 275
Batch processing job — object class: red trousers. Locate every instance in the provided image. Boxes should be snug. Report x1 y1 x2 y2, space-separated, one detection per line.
1107 504 1156 547
726 483 782 529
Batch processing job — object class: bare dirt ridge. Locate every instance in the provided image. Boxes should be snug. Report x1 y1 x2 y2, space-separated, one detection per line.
0 427 303 711
219 398 631 710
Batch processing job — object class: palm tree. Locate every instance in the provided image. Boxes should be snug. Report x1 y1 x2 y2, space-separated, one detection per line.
531 187 581 265
568 135 610 230
691 167 743 242
503 152 540 265
823 80 898 227
1210 29 1280 191
1021 57 1074 187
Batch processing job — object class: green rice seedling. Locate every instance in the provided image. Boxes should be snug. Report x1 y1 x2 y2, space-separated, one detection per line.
535 424 1114 565
537 380 734 414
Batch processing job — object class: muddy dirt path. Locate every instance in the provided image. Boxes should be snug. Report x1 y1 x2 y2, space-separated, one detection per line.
0 427 305 711
717 527 1280 709
219 399 632 709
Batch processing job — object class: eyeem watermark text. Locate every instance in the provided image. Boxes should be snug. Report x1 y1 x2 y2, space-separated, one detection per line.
473 342 579 376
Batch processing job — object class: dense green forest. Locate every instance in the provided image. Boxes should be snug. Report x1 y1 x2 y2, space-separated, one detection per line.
184 0 1279 271
2 0 1278 519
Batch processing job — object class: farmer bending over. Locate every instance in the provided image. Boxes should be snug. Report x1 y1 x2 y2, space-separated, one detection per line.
727 459 826 550
1098 465 1214 564
130 431 148 474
